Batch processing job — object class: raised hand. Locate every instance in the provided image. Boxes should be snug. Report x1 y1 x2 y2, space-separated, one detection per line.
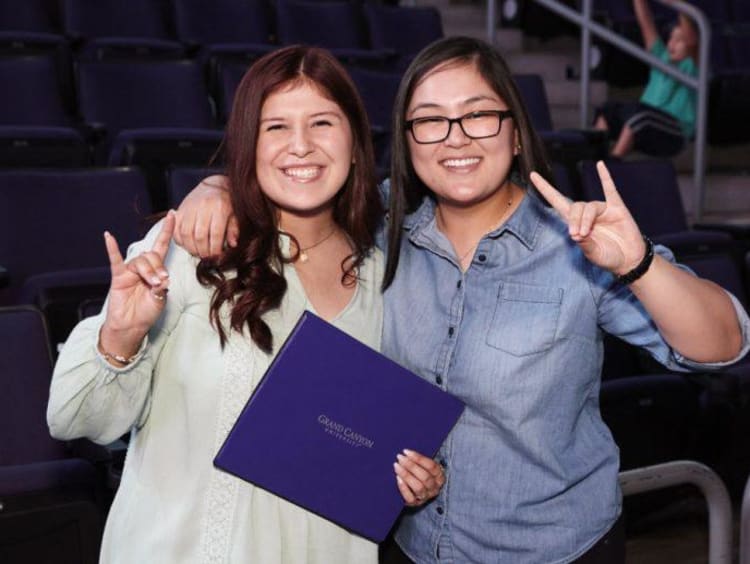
394 449 446 507
530 161 646 276
99 212 176 360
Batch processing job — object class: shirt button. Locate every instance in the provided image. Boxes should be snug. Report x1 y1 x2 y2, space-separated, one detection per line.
436 506 444 515
448 327 454 337
456 280 462 289
439 458 447 468
436 376 443 385
478 254 487 262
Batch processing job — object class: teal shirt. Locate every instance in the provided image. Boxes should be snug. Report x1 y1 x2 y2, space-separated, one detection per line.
640 39 697 138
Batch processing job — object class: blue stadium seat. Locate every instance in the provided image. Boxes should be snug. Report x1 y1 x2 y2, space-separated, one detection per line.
62 0 184 60
0 305 104 564
0 54 89 166
0 0 64 53
76 60 223 208
363 5 443 71
276 0 391 68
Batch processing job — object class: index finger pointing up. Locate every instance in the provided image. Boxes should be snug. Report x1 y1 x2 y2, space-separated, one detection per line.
104 231 124 277
596 161 625 207
530 171 571 216
152 210 176 259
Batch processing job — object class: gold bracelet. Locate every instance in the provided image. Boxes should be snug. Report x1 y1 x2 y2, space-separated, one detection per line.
97 339 140 367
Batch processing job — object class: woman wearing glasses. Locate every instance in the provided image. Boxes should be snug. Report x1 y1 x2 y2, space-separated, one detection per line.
177 37 748 564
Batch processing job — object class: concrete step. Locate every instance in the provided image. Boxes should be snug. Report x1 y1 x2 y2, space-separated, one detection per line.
678 173 750 222
544 79 608 108
673 143 750 175
547 105 590 130
506 52 575 81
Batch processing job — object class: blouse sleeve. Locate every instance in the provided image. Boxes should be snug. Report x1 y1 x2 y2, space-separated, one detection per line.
47 220 194 445
591 243 750 372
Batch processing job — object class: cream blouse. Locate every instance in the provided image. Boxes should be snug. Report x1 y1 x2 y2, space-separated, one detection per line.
47 222 384 564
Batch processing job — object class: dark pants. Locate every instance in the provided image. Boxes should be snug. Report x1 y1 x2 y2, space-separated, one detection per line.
379 514 626 564
595 100 686 157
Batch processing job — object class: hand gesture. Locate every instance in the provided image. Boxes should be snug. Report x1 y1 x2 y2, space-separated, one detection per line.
394 449 446 507
530 161 646 276
174 175 238 258
100 212 175 357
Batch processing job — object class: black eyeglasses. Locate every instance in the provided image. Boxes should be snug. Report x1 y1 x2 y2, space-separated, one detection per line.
406 110 514 144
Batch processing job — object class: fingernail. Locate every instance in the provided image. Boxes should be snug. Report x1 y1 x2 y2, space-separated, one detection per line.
151 276 161 285
393 462 401 472
396 453 406 463
403 449 415 457
396 475 404 485
159 269 169 278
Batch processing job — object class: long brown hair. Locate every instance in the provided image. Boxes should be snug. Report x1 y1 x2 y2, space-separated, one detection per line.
197 46 382 353
383 36 552 289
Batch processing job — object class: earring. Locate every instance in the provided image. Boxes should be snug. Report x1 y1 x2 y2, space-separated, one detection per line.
515 143 522 152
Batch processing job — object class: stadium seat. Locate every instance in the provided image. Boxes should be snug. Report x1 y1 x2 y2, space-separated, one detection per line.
172 0 275 62
363 5 443 71
0 54 89 167
62 0 184 60
0 306 104 564
578 159 735 257
76 60 223 208
0 168 151 343
166 166 225 209
346 66 402 173
0 0 64 53
514 74 607 166
275 0 391 68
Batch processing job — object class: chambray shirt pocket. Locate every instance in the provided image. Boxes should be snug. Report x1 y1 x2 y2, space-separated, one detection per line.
486 281 563 356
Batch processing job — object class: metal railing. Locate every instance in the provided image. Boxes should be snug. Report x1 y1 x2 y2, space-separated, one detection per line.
619 461 733 564
487 0 711 221
741 474 750 564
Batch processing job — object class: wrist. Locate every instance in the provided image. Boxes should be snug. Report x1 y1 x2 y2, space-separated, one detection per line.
99 323 146 362
616 235 655 285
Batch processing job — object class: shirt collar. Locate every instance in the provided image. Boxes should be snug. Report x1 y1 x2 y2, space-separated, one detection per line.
403 187 546 252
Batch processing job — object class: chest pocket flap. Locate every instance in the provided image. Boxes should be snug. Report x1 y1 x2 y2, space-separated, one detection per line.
486 281 563 356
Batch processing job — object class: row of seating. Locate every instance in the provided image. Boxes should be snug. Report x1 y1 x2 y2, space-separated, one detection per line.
1 159 748 344
0 0 441 72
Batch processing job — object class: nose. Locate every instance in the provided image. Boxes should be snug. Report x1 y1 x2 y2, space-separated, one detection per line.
288 126 314 157
443 119 471 147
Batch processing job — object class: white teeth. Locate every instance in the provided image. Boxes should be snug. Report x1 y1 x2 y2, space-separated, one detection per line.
443 158 480 168
283 167 321 179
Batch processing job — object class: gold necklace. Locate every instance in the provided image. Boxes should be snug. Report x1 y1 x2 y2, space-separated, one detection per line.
446 195 515 265
281 226 338 263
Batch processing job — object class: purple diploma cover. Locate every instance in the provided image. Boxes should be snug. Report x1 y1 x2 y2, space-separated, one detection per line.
213 311 464 542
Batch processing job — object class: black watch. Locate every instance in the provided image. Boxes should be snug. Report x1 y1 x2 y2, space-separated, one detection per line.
616 236 654 285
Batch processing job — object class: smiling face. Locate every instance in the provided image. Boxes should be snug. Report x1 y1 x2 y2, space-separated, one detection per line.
255 80 354 221
405 60 518 211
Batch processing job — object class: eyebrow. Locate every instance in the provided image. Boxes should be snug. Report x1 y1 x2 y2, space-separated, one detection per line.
408 95 500 115
260 110 342 123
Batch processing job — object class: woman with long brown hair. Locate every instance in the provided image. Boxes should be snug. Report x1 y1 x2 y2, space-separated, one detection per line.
47 46 443 563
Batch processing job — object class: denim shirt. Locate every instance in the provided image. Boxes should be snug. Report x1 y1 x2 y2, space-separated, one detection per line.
381 187 750 564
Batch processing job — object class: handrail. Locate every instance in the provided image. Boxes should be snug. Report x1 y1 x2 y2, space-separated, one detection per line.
741 474 750 564
487 0 711 221
619 461 733 564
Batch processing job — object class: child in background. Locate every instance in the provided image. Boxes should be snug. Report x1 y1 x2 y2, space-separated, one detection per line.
594 0 698 158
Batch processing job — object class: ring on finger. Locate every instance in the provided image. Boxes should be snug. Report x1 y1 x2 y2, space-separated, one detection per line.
151 289 168 302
